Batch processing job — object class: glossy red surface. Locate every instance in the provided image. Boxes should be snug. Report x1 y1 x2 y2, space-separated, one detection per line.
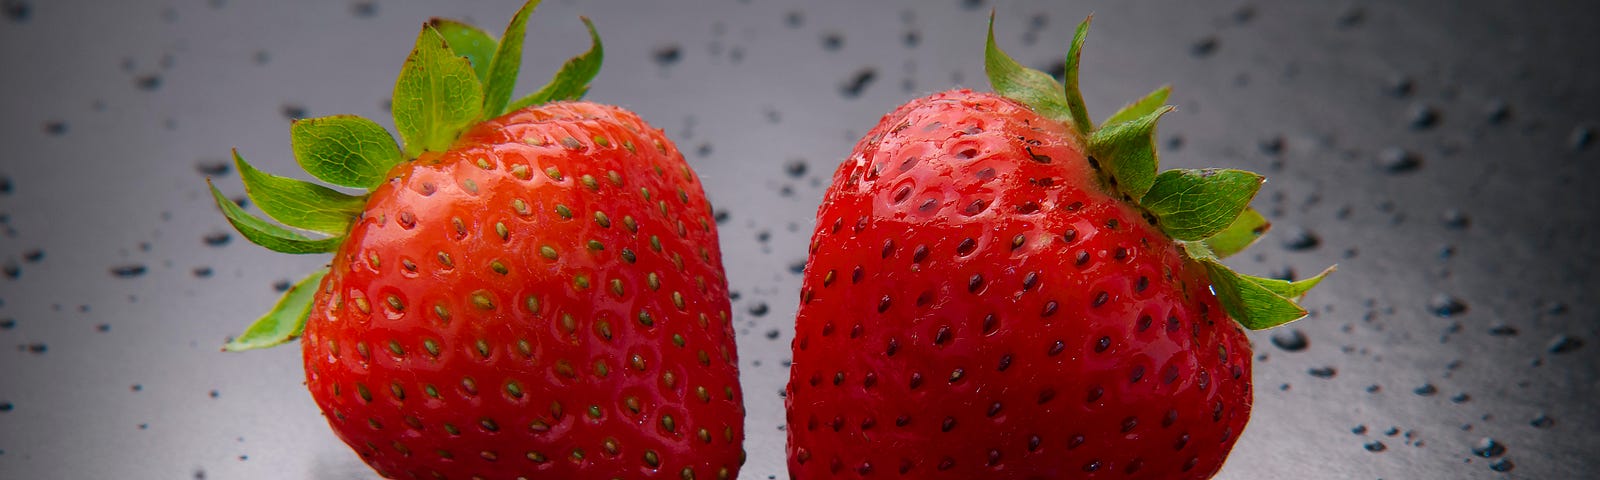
787 91 1252 479
301 102 744 479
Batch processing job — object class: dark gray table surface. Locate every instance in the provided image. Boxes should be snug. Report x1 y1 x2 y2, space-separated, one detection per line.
1 0 1596 478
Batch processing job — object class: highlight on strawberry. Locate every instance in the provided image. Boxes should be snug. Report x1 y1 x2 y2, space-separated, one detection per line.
207 2 745 479
786 12 1333 479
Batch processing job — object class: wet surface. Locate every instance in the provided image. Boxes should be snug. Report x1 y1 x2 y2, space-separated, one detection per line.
0 0 1597 478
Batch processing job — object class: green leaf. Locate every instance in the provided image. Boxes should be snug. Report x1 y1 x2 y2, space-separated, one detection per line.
393 24 485 156
289 115 405 189
508 16 604 111
1087 105 1172 200
1202 259 1308 330
1103 85 1171 128
223 268 328 352
1203 207 1270 258
983 12 1073 125
1061 15 1094 136
1141 168 1264 241
234 150 366 236
1242 265 1336 300
430 18 498 82
482 0 542 116
208 180 343 254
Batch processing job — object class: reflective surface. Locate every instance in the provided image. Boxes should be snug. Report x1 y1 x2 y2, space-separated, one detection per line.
0 0 1595 478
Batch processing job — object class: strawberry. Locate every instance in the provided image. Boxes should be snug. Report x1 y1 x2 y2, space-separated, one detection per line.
786 14 1331 479
207 2 743 479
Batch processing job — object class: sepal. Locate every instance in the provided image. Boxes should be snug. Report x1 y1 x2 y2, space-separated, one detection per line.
222 268 329 351
208 181 343 254
234 150 365 236
509 16 604 111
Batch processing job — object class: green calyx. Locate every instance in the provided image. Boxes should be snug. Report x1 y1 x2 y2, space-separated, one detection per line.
208 0 604 351
984 12 1332 330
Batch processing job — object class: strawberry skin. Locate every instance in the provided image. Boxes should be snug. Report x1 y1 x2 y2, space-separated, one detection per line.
788 90 1251 479
301 102 743 480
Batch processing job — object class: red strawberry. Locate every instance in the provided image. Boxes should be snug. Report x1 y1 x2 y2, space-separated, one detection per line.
786 14 1330 479
208 3 743 479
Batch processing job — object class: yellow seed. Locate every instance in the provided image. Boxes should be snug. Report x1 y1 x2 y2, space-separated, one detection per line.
522 136 545 146
647 272 661 290
386 295 404 312
593 135 610 147
506 381 523 398
367 252 380 269
588 239 605 251
560 137 581 149
424 339 440 357
555 204 573 219
494 222 508 240
353 295 371 314
476 158 491 170
545 166 563 180
610 279 625 297
510 164 530 179
476 339 490 358
608 170 623 186
594 211 611 228
462 178 478 193
573 275 591 290
623 216 638 232
672 291 685 310
434 304 451 323
580 174 598 190
490 261 509 275
437 252 453 268
512 198 530 215
471 291 495 310
540 246 559 260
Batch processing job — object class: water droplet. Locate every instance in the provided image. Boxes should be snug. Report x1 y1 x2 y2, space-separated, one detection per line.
1190 36 1219 57
653 44 681 66
840 68 876 98
1413 384 1438 396
1364 441 1386 452
1407 104 1440 130
1281 227 1321 251
1377 147 1422 173
1569 125 1594 152
1307 367 1337 379
748 302 769 317
203 232 231 247
42 120 67 136
1486 324 1518 336
281 104 307 121
1428 294 1467 317
1441 209 1470 229
135 74 162 91
1337 7 1367 28
821 32 844 51
1488 458 1514 472
196 160 231 176
1485 100 1511 125
110 265 148 278
1271 329 1309 352
1529 414 1554 429
1546 334 1583 354
784 159 808 178
3 1 31 23
350 1 376 18
1471 437 1505 458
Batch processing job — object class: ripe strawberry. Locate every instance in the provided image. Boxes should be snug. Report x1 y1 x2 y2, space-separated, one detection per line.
786 14 1330 479
208 3 743 479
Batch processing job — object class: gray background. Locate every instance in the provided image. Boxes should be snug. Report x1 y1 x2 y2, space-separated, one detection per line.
0 0 1596 478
